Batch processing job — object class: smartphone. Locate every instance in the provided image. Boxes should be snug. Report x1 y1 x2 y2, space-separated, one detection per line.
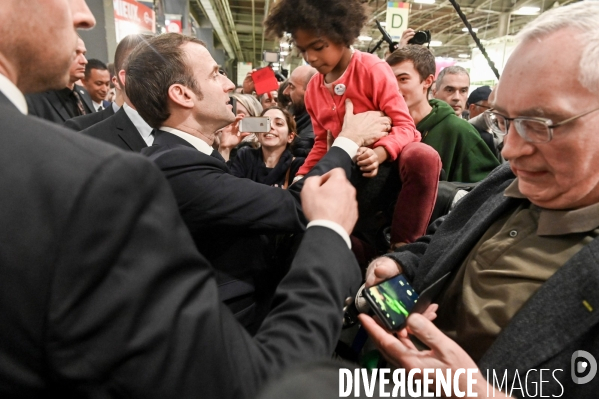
364 272 451 331
229 96 237 116
239 116 271 133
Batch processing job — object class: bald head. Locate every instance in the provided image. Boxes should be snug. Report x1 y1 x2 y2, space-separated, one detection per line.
284 65 317 115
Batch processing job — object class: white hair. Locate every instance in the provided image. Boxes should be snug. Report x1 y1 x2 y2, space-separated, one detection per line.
516 1 599 95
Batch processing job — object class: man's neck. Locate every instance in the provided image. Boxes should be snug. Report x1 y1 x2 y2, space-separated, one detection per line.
410 98 433 126
162 117 217 147
66 81 76 90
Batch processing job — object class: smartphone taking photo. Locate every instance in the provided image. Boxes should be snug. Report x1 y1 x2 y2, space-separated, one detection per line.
239 116 271 133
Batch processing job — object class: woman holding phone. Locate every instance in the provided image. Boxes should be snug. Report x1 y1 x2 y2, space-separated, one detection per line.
216 94 262 162
230 106 305 188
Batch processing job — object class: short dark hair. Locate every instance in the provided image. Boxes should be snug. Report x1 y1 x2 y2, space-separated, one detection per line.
125 33 206 128
114 34 154 74
84 59 107 79
264 0 368 46
386 45 436 82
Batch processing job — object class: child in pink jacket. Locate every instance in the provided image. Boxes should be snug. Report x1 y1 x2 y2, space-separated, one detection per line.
265 0 441 251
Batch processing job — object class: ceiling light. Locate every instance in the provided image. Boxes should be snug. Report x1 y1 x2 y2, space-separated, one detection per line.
515 6 541 14
358 35 373 41
280 51 289 56
462 27 478 32
458 54 470 58
280 42 290 49
414 0 435 4
379 22 387 27
429 40 442 47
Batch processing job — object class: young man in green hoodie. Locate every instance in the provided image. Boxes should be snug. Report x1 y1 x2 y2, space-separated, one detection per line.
386 46 499 182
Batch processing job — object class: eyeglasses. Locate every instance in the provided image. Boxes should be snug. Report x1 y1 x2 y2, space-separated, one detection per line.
484 107 599 143
475 103 491 110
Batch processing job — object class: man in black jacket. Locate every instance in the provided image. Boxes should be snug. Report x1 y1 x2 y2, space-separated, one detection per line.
284 65 317 157
0 1 384 397
128 34 391 331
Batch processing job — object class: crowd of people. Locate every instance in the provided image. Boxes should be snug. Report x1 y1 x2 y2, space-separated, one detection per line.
1 0 598 397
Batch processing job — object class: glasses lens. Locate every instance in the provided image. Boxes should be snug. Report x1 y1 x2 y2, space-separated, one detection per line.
485 111 507 136
515 119 551 143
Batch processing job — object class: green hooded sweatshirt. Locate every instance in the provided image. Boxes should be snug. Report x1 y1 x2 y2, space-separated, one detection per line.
417 99 500 182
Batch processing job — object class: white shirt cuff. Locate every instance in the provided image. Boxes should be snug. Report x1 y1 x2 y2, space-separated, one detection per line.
332 137 359 160
306 220 352 249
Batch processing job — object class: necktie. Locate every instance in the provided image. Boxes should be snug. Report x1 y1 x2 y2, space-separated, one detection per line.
72 90 87 116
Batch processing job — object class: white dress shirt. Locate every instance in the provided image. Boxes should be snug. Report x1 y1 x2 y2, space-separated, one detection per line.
0 73 28 114
123 103 153 146
158 126 214 156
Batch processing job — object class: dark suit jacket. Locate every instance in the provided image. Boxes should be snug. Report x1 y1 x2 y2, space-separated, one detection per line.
0 92 361 397
81 107 147 152
387 163 599 397
63 103 116 131
142 130 354 330
25 84 94 124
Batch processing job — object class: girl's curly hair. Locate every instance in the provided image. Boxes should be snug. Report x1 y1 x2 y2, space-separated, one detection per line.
264 0 368 46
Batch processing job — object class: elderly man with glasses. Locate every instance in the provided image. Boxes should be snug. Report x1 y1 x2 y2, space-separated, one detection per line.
356 1 599 397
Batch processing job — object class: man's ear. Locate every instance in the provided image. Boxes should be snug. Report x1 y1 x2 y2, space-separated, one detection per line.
116 70 126 90
167 84 194 109
469 103 476 114
423 74 435 94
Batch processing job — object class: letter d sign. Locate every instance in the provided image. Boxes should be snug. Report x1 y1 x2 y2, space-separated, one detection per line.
571 350 597 384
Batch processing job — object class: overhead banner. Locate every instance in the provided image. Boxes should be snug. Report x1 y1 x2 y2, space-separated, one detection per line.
386 2 410 41
113 0 156 43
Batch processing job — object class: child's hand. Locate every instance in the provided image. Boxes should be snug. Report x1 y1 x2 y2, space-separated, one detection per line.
356 147 379 177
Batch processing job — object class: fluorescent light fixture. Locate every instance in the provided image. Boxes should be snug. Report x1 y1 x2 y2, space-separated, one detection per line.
280 51 289 56
379 22 387 27
458 54 470 58
272 63 280 67
429 40 443 47
280 42 290 49
515 6 540 14
414 0 435 4
462 27 478 32
358 35 373 41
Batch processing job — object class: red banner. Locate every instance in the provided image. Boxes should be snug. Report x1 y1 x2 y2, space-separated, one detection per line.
113 0 155 33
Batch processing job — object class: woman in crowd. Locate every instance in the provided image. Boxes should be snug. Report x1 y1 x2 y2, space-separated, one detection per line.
216 93 262 162
230 106 305 188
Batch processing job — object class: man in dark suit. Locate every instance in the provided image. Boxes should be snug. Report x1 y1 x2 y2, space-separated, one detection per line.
81 58 111 112
360 2 599 397
79 34 153 151
0 1 386 397
127 34 392 331
25 37 95 123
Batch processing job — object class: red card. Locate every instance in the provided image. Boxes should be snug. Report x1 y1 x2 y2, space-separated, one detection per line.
252 67 279 96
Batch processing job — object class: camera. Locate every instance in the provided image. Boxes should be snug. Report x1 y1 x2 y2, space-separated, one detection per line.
408 30 431 45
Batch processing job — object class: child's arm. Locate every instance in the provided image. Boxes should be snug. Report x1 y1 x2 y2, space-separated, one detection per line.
370 63 420 161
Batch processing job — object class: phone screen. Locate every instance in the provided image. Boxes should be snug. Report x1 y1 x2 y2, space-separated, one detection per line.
364 274 419 331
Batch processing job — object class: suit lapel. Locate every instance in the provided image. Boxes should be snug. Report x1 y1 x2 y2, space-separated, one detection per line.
113 108 147 151
46 91 71 121
480 241 599 371
75 85 95 114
